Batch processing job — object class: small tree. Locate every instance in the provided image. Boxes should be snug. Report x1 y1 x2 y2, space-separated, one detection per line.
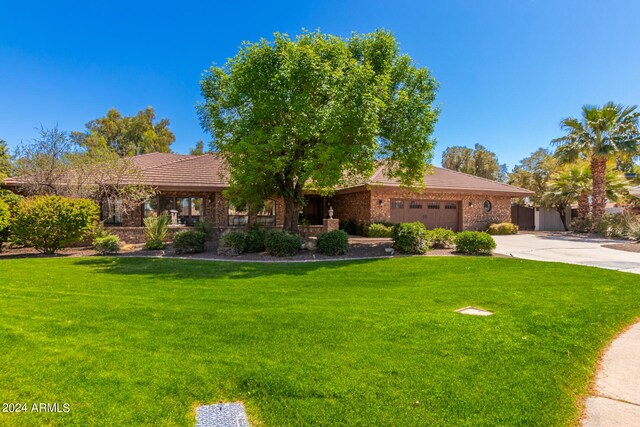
442 144 507 182
198 30 439 232
11 195 99 254
508 148 557 206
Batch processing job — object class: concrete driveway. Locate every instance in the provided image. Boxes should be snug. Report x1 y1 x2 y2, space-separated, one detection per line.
493 232 640 274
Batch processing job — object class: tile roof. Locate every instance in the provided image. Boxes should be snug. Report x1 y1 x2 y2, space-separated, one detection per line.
4 151 533 196
366 163 533 196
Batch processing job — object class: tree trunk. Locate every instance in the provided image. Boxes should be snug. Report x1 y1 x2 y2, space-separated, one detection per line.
577 190 590 220
283 196 300 233
590 155 608 228
557 206 569 231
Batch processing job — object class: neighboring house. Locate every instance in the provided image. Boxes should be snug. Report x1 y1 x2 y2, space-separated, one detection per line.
3 152 532 241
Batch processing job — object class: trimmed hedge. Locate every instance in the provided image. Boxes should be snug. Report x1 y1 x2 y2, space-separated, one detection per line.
487 222 519 235
392 222 429 254
245 224 267 253
367 223 394 238
264 230 302 257
173 230 207 254
427 227 456 249
93 235 120 255
455 231 496 255
11 195 99 254
317 230 349 255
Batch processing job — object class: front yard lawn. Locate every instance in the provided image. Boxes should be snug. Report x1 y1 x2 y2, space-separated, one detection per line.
1 257 639 426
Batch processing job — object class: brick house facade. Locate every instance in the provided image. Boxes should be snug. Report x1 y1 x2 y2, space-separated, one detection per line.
4 152 532 242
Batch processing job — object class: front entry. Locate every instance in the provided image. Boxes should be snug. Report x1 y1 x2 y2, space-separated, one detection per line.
390 199 460 231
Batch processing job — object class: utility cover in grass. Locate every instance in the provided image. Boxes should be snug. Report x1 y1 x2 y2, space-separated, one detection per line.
455 306 493 316
195 402 249 427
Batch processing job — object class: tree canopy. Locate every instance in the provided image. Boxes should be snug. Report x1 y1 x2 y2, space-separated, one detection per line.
0 139 12 182
441 144 507 182
508 148 556 205
189 140 207 155
198 30 439 231
552 102 640 225
72 107 175 156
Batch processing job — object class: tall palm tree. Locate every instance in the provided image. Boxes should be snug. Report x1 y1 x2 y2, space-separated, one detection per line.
552 102 640 226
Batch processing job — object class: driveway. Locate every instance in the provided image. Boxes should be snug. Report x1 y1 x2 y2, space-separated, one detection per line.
493 232 640 274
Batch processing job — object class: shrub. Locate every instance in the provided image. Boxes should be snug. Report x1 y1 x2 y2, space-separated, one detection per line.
91 221 112 240
194 220 214 239
487 222 519 235
367 223 394 238
571 216 592 233
245 224 267 253
339 218 366 236
427 227 456 249
455 231 496 255
595 213 631 239
317 230 349 255
173 230 207 254
392 222 429 254
264 230 302 257
219 230 247 255
143 214 169 250
0 199 10 252
93 235 120 255
626 216 640 242
11 195 99 254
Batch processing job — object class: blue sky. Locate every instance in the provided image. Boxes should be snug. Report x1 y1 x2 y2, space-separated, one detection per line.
1 0 639 169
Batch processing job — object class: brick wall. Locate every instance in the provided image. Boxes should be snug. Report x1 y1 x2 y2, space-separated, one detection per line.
335 187 512 231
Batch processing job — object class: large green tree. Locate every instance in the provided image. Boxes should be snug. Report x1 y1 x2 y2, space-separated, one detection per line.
552 102 640 225
508 148 557 205
198 30 439 231
72 107 175 156
442 144 507 182
0 139 12 180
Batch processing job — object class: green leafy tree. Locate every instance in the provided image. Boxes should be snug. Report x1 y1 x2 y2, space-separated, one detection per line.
72 107 175 156
198 30 439 231
552 102 640 225
508 148 557 205
0 139 12 180
189 140 207 155
442 144 507 182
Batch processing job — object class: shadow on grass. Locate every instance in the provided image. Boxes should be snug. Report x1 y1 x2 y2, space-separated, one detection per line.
72 256 384 280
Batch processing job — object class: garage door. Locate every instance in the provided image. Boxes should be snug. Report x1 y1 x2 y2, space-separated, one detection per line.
390 199 460 231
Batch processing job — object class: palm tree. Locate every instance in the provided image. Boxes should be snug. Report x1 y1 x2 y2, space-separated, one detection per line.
543 166 590 230
552 102 640 226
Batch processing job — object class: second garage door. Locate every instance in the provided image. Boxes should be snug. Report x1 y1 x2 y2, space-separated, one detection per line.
390 199 460 231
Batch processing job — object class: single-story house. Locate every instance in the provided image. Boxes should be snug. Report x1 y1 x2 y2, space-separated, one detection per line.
3 152 533 241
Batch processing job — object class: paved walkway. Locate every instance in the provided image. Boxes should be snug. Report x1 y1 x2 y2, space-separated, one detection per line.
492 232 640 274
583 322 640 426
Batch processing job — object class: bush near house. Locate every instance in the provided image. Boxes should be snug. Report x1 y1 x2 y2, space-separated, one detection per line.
571 216 593 233
392 222 429 254
172 230 207 254
218 230 247 256
93 235 120 255
487 222 519 235
595 213 640 239
427 227 456 249
317 230 349 255
194 220 214 239
264 230 302 257
11 195 99 254
455 231 496 255
367 223 394 238
245 224 267 253
143 215 169 250
0 199 10 252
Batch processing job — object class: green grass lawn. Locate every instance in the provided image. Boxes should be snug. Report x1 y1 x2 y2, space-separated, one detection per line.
1 257 639 426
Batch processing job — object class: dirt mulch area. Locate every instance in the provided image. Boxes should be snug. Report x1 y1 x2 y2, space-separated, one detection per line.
602 242 640 253
0 238 499 262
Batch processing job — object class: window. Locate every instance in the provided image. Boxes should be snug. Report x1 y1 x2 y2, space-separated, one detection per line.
147 196 205 226
228 202 249 226
256 199 276 226
101 198 122 225
409 201 423 209
444 202 457 210
483 200 492 212
427 201 440 209
391 200 404 209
